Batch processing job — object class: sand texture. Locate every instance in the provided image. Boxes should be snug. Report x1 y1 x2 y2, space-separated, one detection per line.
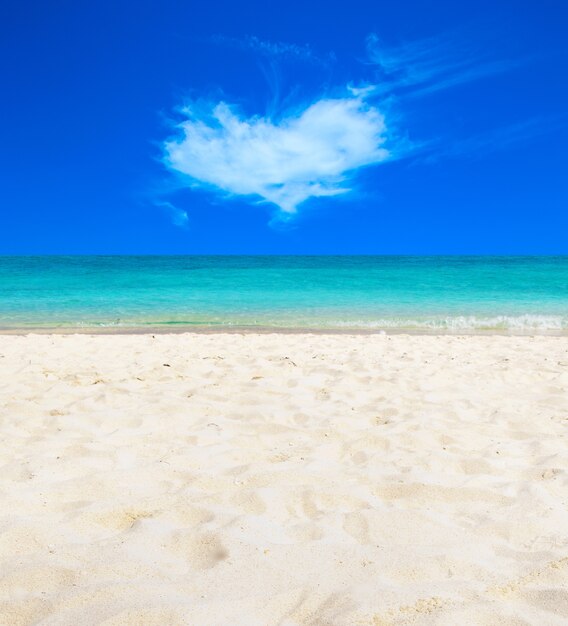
0 332 567 625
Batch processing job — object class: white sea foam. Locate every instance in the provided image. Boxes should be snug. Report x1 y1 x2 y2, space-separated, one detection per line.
331 315 568 331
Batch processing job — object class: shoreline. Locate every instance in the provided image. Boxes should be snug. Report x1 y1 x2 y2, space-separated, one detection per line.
1 324 567 336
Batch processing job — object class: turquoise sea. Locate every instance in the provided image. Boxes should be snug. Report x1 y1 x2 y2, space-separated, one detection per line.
0 256 567 333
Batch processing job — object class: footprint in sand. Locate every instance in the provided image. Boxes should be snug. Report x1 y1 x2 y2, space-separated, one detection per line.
287 523 324 542
85 508 154 532
170 531 229 569
343 511 371 544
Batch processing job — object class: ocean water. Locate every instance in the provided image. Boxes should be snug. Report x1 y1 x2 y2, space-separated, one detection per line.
0 256 567 333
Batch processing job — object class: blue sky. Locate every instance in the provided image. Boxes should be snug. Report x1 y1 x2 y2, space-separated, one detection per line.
1 0 567 254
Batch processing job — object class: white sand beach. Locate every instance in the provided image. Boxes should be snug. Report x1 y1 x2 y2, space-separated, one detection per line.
0 332 567 625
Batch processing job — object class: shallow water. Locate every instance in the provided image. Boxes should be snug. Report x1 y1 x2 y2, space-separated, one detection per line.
0 256 567 332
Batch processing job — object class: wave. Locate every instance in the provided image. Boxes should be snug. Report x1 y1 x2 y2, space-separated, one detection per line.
330 314 568 331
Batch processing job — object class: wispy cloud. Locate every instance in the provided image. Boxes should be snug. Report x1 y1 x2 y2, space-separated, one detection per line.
365 32 519 97
211 34 335 120
154 200 189 228
211 34 331 67
431 115 568 160
163 91 391 215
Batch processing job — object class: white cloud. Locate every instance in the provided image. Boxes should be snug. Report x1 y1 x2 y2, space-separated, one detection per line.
163 93 390 215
